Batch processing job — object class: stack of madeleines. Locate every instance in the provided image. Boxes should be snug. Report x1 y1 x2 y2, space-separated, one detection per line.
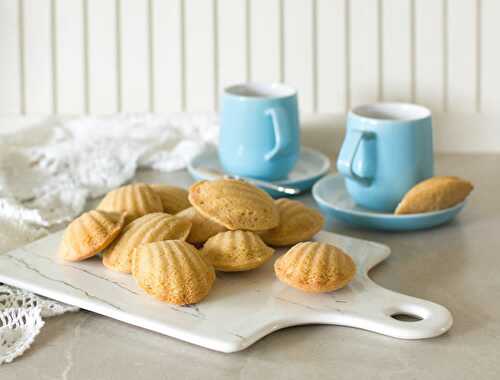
57 179 357 305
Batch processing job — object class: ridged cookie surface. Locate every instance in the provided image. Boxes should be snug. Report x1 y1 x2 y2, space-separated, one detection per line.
59 210 125 262
189 179 279 231
150 184 191 214
395 176 474 214
176 207 227 244
202 230 274 272
260 199 325 246
132 240 215 305
98 183 163 223
102 212 191 273
274 242 356 293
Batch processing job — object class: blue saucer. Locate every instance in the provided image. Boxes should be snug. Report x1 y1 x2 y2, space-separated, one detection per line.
312 174 466 231
188 147 330 197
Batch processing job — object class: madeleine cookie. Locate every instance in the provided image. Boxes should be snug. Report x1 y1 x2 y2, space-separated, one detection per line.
202 230 274 272
189 179 279 231
132 240 215 305
102 212 191 273
150 184 191 214
260 199 325 247
274 242 356 293
59 210 125 262
395 176 474 215
97 183 163 223
176 207 226 244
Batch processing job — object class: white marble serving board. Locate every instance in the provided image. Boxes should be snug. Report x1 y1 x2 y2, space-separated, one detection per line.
0 231 453 353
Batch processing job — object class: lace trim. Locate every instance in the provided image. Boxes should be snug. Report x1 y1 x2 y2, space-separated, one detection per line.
0 307 45 365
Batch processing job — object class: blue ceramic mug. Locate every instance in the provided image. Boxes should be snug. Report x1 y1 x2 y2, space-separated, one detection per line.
219 83 300 181
337 102 434 212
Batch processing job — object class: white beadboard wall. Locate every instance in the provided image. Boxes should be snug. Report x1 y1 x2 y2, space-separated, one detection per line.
0 0 499 152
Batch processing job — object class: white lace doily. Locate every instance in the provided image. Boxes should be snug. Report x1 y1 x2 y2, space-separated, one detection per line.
0 285 79 318
0 113 218 364
0 308 44 365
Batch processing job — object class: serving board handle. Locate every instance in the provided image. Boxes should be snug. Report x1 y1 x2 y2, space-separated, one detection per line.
316 280 453 340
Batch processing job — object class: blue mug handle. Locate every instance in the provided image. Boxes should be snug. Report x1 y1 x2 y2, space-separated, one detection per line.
337 129 375 184
264 107 291 161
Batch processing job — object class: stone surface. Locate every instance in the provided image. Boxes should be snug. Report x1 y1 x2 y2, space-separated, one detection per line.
2 154 500 379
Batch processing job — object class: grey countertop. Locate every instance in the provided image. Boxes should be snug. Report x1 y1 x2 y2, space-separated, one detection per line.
3 154 500 380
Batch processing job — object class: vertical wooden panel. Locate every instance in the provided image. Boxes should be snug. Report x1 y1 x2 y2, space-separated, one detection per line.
382 0 412 102
184 0 215 111
119 0 149 112
283 0 314 111
481 0 500 113
0 0 21 113
448 0 477 112
87 0 117 114
415 0 444 111
350 0 379 107
217 0 247 97
0 0 496 122
23 0 53 113
317 0 346 113
250 0 281 82
151 0 182 112
54 0 85 114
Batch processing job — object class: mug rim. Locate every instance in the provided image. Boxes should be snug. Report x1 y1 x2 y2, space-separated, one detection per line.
224 82 297 101
350 102 431 123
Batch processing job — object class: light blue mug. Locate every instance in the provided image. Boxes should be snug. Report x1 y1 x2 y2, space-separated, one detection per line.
337 102 434 212
219 83 300 181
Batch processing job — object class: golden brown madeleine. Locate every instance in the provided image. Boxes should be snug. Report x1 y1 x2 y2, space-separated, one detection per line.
58 210 125 262
150 184 191 214
102 212 191 273
395 176 474 215
176 207 227 244
132 240 215 305
260 199 325 247
97 183 163 223
202 230 274 272
274 242 356 293
188 179 279 231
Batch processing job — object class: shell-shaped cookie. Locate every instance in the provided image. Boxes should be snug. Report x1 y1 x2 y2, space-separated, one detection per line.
260 199 325 247
189 179 279 231
395 176 474 215
97 183 163 223
132 240 215 305
274 242 356 293
150 184 191 214
176 207 226 244
102 212 192 273
59 210 125 262
202 230 274 272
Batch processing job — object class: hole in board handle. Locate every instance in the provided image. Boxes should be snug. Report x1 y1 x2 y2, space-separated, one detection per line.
390 313 423 322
